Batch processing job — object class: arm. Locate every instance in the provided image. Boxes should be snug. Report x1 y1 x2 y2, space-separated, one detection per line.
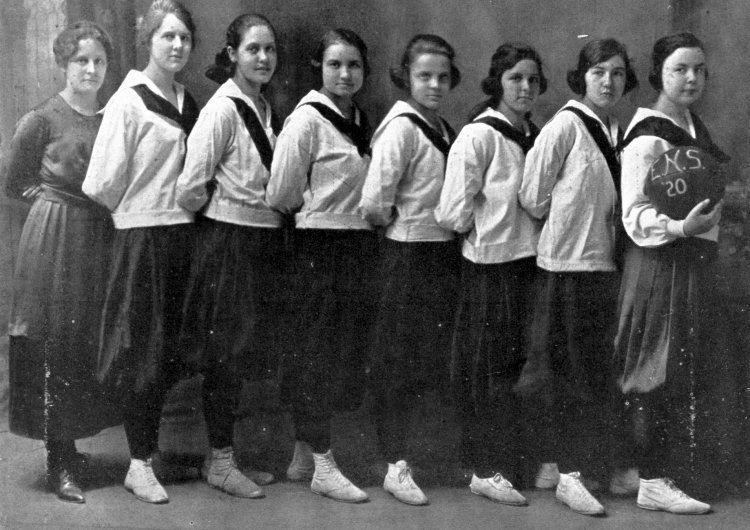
3 111 47 201
176 101 233 212
435 125 488 233
518 114 574 219
266 110 313 215
81 93 137 211
359 117 414 226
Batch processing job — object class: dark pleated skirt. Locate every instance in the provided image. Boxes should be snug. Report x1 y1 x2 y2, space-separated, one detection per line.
178 218 288 380
450 256 536 413
514 268 619 403
280 229 379 417
8 196 119 440
96 224 195 395
613 238 719 395
368 238 460 402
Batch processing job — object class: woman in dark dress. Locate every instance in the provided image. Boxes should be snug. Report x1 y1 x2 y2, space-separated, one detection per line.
3 21 116 504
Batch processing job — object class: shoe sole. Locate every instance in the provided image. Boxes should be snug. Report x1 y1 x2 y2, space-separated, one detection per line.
470 489 527 506
124 485 169 504
384 489 429 506
637 502 709 515
205 479 265 499
311 489 369 503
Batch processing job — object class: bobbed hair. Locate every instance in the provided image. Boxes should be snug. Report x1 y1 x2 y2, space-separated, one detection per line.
205 14 277 84
389 34 461 91
468 42 547 121
310 28 370 78
53 20 113 67
649 32 706 90
137 0 196 50
566 38 638 95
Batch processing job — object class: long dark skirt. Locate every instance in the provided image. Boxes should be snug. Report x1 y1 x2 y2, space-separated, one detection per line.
514 269 619 474
8 195 119 440
612 239 720 481
280 229 379 439
451 256 536 476
96 224 195 396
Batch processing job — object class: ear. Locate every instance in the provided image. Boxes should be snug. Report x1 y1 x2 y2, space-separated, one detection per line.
226 46 238 64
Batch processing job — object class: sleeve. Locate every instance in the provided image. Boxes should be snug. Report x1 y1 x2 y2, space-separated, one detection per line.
2 110 47 200
176 101 233 212
359 117 415 226
435 125 489 233
518 114 575 219
81 92 138 211
266 110 314 215
621 136 684 246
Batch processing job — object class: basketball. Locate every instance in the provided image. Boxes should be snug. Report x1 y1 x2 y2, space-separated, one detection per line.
644 146 725 220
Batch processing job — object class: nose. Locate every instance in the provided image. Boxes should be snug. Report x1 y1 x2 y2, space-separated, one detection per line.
85 60 97 73
685 68 697 83
601 72 612 86
428 75 439 88
258 48 267 63
340 66 351 79
520 78 530 92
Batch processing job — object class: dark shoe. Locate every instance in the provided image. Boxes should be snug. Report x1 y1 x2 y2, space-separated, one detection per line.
49 468 85 504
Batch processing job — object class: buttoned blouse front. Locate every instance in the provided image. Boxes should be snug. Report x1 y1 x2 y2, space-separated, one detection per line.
266 90 371 231
519 99 619 272
175 79 281 228
436 107 539 263
359 100 454 242
621 107 717 246
82 69 194 229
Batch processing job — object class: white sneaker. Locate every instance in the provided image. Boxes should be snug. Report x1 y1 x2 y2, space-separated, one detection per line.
311 450 368 503
555 471 605 516
383 460 428 506
124 458 169 504
610 467 640 496
286 441 315 481
637 478 710 515
535 462 559 489
470 473 527 506
203 447 264 498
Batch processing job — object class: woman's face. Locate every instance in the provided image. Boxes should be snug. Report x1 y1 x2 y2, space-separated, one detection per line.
229 25 277 89
499 59 541 119
148 13 192 75
65 38 107 95
408 52 451 113
660 46 706 108
320 42 364 103
582 54 626 114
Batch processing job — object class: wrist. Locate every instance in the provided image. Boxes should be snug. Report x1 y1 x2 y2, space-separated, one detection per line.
667 219 687 238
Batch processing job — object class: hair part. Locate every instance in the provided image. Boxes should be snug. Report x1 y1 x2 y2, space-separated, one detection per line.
310 28 370 78
468 42 547 121
205 13 277 84
649 32 706 90
53 20 113 67
137 0 196 50
389 34 461 90
566 38 638 95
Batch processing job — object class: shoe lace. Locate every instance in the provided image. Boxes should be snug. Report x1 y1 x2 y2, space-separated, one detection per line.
142 459 160 486
491 473 512 488
397 464 414 484
663 478 690 499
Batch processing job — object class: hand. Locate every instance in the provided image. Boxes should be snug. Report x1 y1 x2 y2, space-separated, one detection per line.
21 184 42 201
683 198 722 237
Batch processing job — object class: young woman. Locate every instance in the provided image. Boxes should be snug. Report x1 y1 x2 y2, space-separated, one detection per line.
267 28 375 504
516 38 638 516
175 13 281 499
4 21 115 504
435 42 546 507
612 32 723 515
82 0 198 504
360 34 460 506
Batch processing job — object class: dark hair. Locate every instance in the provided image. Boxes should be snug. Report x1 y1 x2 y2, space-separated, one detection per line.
468 42 547 121
137 0 196 49
206 14 277 84
649 32 706 90
389 34 461 90
310 28 370 78
566 38 638 95
53 20 113 67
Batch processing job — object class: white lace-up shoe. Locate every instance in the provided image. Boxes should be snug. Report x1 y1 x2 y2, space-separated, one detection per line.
203 447 264 498
125 458 169 504
610 467 640 496
637 478 710 514
311 450 368 503
470 473 527 506
535 462 559 489
286 441 315 481
555 471 605 516
383 460 428 506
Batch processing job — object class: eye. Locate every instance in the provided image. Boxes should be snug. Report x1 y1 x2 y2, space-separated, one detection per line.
510 74 523 81
417 72 430 81
613 70 625 78
695 65 706 75
349 61 362 70
95 58 106 66
439 73 450 83
265 45 276 54
248 45 259 53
